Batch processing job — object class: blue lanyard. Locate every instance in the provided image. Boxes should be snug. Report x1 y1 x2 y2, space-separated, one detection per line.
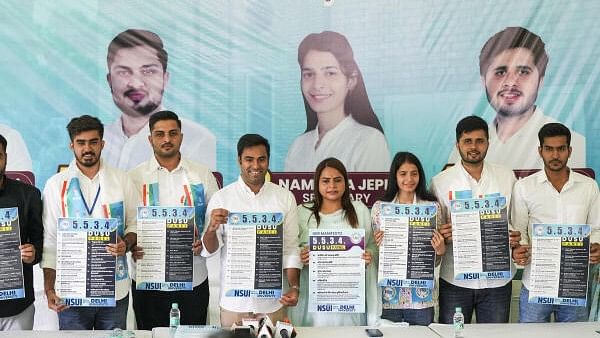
79 185 101 216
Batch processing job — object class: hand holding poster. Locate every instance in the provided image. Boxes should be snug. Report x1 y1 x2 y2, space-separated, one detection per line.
308 228 365 313
223 212 283 299
136 206 195 291
450 196 511 280
377 203 436 289
528 224 590 306
56 217 117 307
0 207 25 300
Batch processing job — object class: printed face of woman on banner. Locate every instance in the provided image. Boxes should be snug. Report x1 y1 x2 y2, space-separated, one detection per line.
301 49 357 125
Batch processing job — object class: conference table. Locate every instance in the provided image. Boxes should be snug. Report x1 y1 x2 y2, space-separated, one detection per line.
429 322 600 338
0 330 150 337
152 325 441 337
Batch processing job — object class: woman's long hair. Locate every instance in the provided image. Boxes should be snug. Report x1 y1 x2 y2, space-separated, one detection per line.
298 31 384 134
382 152 437 202
307 157 358 228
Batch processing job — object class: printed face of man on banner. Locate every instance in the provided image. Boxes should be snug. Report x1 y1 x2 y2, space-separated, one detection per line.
107 45 169 118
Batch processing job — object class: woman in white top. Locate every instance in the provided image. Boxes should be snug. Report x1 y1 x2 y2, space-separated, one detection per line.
284 31 391 172
288 157 378 326
372 152 445 325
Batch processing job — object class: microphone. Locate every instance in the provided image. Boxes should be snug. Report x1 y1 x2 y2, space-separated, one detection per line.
241 318 259 335
257 316 275 338
275 321 296 338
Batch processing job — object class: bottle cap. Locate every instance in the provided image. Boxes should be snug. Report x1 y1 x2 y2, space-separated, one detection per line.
172 303 179 309
455 307 462 313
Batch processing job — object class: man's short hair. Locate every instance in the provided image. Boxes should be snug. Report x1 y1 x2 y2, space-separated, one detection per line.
107 29 168 71
67 115 104 141
149 110 182 131
0 134 6 153
237 134 270 158
456 115 489 142
538 122 571 146
479 26 549 77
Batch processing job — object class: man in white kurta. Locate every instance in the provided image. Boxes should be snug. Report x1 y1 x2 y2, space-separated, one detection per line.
41 115 136 330
203 134 302 326
103 29 216 171
127 111 218 329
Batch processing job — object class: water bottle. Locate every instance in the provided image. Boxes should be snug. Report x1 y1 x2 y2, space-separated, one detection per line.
453 307 464 338
169 303 181 329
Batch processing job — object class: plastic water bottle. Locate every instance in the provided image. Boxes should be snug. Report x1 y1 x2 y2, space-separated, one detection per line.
453 307 464 338
169 303 181 329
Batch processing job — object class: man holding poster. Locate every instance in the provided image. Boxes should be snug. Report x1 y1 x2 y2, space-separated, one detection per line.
0 134 43 330
431 116 517 324
511 123 599 322
128 111 218 329
448 26 586 170
103 29 216 171
41 115 137 330
202 134 302 326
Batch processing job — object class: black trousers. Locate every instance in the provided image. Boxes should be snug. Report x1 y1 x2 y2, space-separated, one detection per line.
132 278 209 330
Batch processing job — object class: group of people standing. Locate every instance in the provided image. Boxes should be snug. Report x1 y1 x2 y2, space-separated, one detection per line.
0 21 597 334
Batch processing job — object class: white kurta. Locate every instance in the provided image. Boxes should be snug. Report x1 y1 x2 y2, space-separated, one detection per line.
127 156 219 286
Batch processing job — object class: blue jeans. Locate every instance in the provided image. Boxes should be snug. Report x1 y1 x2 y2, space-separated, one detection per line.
438 278 511 324
58 295 128 330
519 286 587 323
381 307 434 326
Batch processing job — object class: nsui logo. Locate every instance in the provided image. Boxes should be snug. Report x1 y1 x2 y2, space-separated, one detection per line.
234 290 250 297
537 297 555 304
64 298 82 306
317 304 332 312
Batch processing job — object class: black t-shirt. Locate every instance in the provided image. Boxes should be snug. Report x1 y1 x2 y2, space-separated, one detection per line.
0 176 43 317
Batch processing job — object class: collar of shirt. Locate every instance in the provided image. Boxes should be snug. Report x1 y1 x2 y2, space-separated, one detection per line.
148 154 185 174
310 115 355 149
68 158 104 183
536 167 582 191
236 175 268 197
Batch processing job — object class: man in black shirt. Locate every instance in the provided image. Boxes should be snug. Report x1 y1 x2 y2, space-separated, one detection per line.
0 133 43 330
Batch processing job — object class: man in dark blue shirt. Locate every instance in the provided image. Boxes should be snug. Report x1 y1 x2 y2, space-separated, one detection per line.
0 133 43 330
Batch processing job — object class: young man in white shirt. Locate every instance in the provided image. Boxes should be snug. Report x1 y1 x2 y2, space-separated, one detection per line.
202 134 302 326
41 115 136 330
432 115 517 324
448 26 586 169
127 110 219 329
511 122 600 322
103 29 216 171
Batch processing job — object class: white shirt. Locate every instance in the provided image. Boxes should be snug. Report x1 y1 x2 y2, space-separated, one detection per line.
447 108 586 169
285 115 391 172
103 115 216 171
0 123 32 172
430 161 516 288
511 169 599 289
201 176 302 313
127 155 219 286
41 160 136 300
